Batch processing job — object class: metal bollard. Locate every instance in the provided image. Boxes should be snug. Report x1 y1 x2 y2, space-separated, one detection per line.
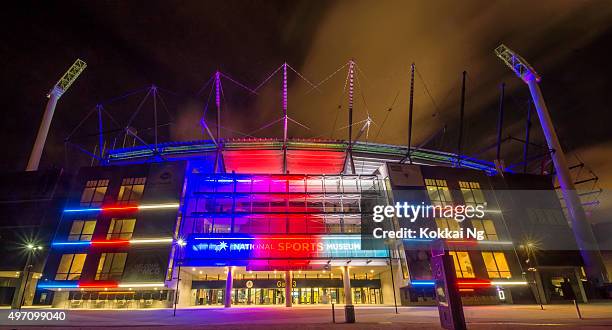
573 299 583 319
331 303 336 323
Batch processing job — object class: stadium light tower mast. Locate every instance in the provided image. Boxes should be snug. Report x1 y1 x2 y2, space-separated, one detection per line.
495 44 607 285
26 59 87 171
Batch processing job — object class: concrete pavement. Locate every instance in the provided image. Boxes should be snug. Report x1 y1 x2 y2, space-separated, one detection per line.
1 303 611 329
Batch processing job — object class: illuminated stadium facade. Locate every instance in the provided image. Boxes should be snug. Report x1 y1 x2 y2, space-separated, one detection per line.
24 61 598 309
34 137 588 308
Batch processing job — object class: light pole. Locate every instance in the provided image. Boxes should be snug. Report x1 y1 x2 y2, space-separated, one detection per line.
173 238 186 317
18 244 43 311
523 242 544 310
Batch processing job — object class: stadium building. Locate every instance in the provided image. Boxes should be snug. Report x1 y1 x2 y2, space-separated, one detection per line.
34 138 588 308
19 60 605 309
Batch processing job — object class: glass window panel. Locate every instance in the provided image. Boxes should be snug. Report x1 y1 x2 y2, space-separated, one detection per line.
56 255 73 276
70 254 87 274
80 188 94 205
82 220 96 235
494 252 510 272
450 251 475 278
110 253 127 273
68 221 84 240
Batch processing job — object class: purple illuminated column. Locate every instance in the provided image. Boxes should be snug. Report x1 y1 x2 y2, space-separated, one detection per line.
224 267 233 308
525 73 607 284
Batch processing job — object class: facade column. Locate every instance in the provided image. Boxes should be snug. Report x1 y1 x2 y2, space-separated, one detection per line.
342 266 355 323
178 268 193 307
285 270 292 307
342 266 353 305
224 267 233 308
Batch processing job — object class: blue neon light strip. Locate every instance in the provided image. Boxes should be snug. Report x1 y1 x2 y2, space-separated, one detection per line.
51 241 92 247
411 280 435 286
38 281 78 289
64 207 103 213
403 238 434 242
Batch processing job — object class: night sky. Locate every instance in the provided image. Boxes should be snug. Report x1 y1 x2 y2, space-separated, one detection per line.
1 1 611 221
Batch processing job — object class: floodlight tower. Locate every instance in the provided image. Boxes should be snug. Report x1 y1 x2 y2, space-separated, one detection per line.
26 59 87 171
495 44 607 285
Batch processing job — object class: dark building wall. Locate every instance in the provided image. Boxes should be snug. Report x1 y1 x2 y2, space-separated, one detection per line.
385 163 586 305
491 172 583 268
41 161 186 285
592 222 612 282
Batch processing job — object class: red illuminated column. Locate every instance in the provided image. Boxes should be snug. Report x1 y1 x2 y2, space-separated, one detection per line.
224 267 233 308
285 270 292 307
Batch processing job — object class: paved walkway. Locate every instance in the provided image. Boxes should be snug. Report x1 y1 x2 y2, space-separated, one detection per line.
1 303 611 329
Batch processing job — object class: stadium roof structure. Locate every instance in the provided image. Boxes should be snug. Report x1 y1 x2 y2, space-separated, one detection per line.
106 137 497 175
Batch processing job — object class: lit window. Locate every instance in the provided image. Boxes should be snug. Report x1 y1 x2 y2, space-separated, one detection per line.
425 179 453 206
80 179 109 207
471 219 498 240
117 177 146 204
68 220 96 241
435 218 461 232
459 181 486 206
482 251 511 278
449 251 475 278
55 254 87 280
107 218 136 240
95 252 127 280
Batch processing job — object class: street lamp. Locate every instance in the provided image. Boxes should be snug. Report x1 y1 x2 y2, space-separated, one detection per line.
18 243 43 311
522 241 544 310
173 238 186 317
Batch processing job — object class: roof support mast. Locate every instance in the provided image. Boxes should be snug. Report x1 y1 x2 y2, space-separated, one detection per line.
345 59 356 174
214 71 222 173
495 44 608 285
407 63 415 164
282 62 288 174
27 59 86 171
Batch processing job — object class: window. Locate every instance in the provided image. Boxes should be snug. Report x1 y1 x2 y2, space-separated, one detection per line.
471 219 498 240
80 179 109 206
425 179 452 206
68 220 97 241
459 181 486 206
449 251 475 278
55 254 87 280
482 251 511 278
436 218 461 232
95 253 127 280
107 218 136 240
117 177 146 204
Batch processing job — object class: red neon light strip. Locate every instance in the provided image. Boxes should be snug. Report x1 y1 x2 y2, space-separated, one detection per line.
78 281 119 288
101 205 139 212
91 240 130 246
456 279 491 288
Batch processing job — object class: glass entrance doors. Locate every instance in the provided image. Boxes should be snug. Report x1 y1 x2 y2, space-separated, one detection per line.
293 288 339 304
195 289 224 305
233 288 285 305
194 287 381 305
352 288 382 304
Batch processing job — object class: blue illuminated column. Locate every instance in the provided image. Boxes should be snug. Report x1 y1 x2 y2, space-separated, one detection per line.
224 267 233 308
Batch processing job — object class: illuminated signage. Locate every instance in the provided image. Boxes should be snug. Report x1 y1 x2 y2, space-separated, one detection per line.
183 234 388 266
